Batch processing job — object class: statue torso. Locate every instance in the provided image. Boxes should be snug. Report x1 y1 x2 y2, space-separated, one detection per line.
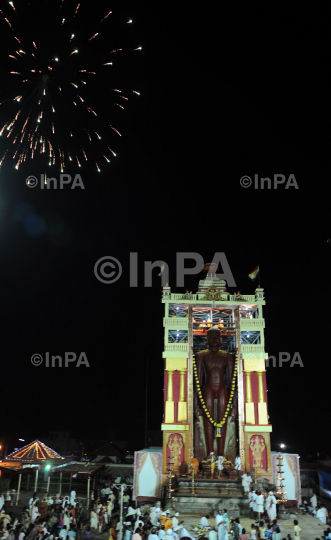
197 349 232 390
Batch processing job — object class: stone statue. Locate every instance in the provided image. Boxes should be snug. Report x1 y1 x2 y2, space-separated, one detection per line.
194 326 237 456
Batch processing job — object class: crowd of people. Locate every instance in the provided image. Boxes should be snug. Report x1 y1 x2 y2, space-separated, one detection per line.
0 483 330 540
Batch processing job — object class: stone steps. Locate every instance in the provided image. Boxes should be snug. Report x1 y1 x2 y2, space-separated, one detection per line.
172 478 250 516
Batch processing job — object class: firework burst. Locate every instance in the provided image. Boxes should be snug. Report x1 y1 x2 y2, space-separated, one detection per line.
0 0 141 172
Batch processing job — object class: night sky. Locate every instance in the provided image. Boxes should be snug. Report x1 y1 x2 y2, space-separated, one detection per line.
0 2 330 458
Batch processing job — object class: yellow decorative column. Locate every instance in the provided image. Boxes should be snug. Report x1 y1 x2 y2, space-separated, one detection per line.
257 371 268 424
178 369 187 422
165 370 175 423
244 371 255 424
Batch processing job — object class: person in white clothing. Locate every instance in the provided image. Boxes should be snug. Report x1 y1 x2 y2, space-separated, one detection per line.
267 492 277 521
199 515 210 528
179 527 194 540
173 530 179 540
252 491 258 519
218 455 224 472
248 490 254 518
30 505 40 524
217 521 227 540
215 510 223 527
209 527 218 540
235 456 241 470
70 491 76 505
127 506 136 517
158 527 166 540
256 491 264 520
166 529 175 540
150 510 159 527
171 513 179 529
149 529 159 540
241 473 251 493
0 494 4 511
315 505 327 524
134 517 144 530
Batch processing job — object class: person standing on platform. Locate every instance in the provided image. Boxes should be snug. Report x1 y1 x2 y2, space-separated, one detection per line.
218 455 224 474
267 493 277 522
248 490 254 518
251 491 258 519
256 491 264 520
235 456 241 476
241 474 250 494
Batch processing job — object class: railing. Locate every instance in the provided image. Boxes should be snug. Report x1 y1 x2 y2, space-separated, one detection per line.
229 295 256 302
170 294 198 301
164 344 189 352
240 319 265 328
164 293 257 302
163 318 188 327
241 344 265 352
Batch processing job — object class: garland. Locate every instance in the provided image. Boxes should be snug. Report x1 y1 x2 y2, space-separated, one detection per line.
193 354 238 436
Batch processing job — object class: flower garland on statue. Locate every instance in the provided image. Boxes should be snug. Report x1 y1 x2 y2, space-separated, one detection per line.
193 354 238 437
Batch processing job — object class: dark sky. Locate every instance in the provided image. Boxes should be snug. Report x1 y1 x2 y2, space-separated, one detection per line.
0 2 330 458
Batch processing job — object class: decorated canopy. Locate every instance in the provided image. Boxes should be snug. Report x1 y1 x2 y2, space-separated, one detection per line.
4 440 63 462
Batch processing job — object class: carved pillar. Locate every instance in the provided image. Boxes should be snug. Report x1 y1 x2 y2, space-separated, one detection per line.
244 371 255 424
257 371 268 424
165 370 175 423
178 369 187 422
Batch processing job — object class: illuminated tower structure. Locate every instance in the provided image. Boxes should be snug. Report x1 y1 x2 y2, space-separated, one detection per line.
161 273 272 480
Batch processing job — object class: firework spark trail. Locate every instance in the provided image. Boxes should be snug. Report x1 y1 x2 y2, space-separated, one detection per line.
0 1 141 171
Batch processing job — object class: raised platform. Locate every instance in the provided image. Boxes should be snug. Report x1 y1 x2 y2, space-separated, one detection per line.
172 478 250 516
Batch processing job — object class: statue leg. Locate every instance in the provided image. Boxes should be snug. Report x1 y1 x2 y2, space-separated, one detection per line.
217 387 229 455
202 387 214 455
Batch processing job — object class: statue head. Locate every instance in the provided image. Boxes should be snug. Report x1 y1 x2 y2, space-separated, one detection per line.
207 326 221 351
